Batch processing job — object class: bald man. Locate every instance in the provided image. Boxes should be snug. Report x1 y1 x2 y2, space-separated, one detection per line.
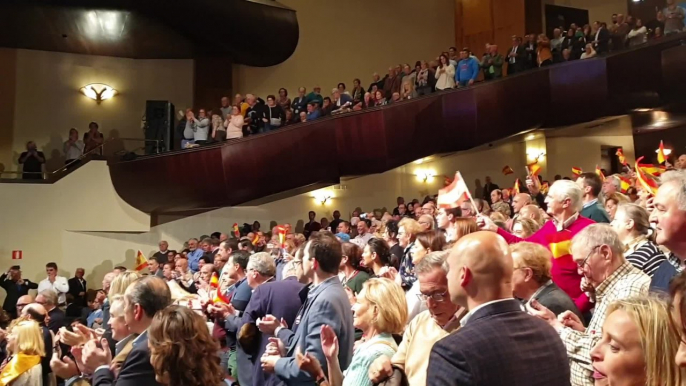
518 204 542 223
22 303 53 385
512 193 532 216
16 294 34 315
426 232 570 386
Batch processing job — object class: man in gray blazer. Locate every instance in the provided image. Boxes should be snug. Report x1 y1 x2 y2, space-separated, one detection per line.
259 232 354 386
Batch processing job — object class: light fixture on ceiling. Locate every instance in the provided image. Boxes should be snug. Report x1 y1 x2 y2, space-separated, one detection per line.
80 83 118 104
415 168 436 183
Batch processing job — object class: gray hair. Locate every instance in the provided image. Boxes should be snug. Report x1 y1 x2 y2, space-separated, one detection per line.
247 252 276 277
415 250 450 275
549 180 583 212
661 170 686 210
125 276 171 319
109 294 125 318
38 290 57 306
282 260 298 279
571 224 624 260
608 175 622 190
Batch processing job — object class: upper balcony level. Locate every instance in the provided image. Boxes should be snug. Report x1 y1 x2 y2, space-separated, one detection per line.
12 34 686 214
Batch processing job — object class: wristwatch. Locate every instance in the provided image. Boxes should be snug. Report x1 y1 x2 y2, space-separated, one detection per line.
315 373 327 385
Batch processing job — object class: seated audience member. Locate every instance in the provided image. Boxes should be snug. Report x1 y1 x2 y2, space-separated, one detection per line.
369 251 463 386
580 43 597 59
577 172 611 223
417 215 434 231
332 89 353 111
36 290 65 334
299 278 407 386
148 257 163 278
21 303 52 385
512 217 540 238
604 192 629 221
149 305 227 386
0 320 45 384
320 97 333 116
611 203 666 277
511 242 583 321
306 102 321 120
592 296 681 385
650 171 686 291
479 180 594 313
258 232 354 386
105 294 138 369
225 105 245 140
63 128 85 164
340 243 370 296
18 141 46 180
528 224 650 386
362 238 394 278
427 232 570 386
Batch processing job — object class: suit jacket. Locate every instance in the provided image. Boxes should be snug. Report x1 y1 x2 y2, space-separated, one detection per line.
482 183 500 203
0 274 38 316
594 28 610 54
93 331 162 386
427 299 570 386
47 307 66 334
68 277 88 307
238 277 305 386
580 201 610 223
532 281 584 324
274 276 354 386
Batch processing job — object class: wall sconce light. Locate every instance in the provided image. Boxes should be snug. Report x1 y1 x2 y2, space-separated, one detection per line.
415 168 436 183
656 147 672 156
80 83 118 104
313 191 333 205
526 149 546 161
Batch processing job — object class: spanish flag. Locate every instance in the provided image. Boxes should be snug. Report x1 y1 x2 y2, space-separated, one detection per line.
635 156 659 196
618 175 632 193
213 289 231 304
502 165 514 175
638 163 666 177
251 234 260 246
277 225 287 247
437 172 472 209
135 250 148 271
232 223 240 238
572 167 582 176
615 148 627 165
657 140 667 164
513 179 521 194
541 182 549 195
595 165 605 182
527 162 541 177
209 272 219 289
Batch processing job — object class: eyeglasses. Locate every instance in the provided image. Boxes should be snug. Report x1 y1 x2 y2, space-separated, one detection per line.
577 245 600 269
416 291 448 303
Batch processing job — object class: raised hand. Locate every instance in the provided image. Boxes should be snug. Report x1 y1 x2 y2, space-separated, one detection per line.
320 325 339 360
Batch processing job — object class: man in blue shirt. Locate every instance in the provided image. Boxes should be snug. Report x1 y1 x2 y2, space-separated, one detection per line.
455 49 480 88
306 102 321 121
186 238 204 273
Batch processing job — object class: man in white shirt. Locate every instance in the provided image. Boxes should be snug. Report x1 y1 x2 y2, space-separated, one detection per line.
37 262 69 306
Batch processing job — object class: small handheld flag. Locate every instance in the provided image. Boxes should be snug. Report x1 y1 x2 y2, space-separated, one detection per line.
232 223 240 238
657 140 667 164
277 226 287 247
615 149 627 166
135 250 148 272
540 182 549 195
635 156 659 196
210 272 219 289
437 172 478 214
572 167 582 176
595 166 606 182
502 165 514 175
213 288 231 304
513 179 521 194
638 163 666 177
251 234 260 246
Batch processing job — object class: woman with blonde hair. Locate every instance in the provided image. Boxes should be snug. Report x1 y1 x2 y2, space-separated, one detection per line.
0 320 44 385
400 80 417 100
512 217 541 239
611 203 665 277
298 278 408 386
604 192 629 221
149 305 227 386
108 270 141 300
591 296 681 386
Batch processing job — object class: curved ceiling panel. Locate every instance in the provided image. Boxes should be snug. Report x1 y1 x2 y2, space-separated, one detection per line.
0 0 298 65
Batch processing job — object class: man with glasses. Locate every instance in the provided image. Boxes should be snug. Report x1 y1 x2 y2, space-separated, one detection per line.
528 224 649 386
368 251 463 386
15 295 34 316
0 265 38 318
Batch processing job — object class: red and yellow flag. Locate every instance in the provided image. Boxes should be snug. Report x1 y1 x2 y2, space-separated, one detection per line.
513 179 521 194
595 165 606 182
657 140 667 164
635 156 659 196
540 182 549 195
502 165 514 175
571 167 582 176
251 234 260 246
615 149 627 166
209 272 219 289
617 175 632 193
437 172 472 209
527 161 541 177
232 223 240 238
135 250 148 272
213 289 231 304
638 163 666 177
277 225 287 246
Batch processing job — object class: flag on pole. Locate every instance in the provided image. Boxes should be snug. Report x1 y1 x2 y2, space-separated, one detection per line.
513 179 521 194
502 165 514 175
135 250 148 271
277 226 287 247
635 156 659 196
572 167 582 176
617 175 631 193
615 149 627 165
527 162 542 177
638 163 666 177
657 140 667 164
232 223 240 238
213 289 231 304
437 172 471 209
251 234 260 246
209 272 219 289
595 165 606 182
540 182 549 195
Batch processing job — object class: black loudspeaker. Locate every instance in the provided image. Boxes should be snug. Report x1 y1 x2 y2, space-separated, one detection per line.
145 100 175 154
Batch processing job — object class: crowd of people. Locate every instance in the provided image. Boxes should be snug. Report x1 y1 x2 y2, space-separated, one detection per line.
2 148 686 385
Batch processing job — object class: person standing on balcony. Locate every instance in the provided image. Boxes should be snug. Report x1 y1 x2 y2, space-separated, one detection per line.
536 34 553 67
190 108 210 144
83 121 104 154
507 35 526 75
592 21 610 54
435 54 455 91
663 0 686 35
225 105 244 140
63 128 84 165
481 44 503 80
18 141 45 180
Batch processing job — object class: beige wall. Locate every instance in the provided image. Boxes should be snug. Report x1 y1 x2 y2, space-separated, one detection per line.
542 0 628 28
7 49 193 173
233 0 456 99
0 48 17 172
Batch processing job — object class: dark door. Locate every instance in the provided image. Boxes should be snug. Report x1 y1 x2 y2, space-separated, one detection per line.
545 4 589 36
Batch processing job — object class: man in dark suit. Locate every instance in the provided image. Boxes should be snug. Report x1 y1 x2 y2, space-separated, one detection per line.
482 176 500 205
506 36 527 75
427 232 570 386
511 242 584 323
68 267 88 308
259 232 354 386
0 265 38 318
593 21 611 54
36 290 65 334
83 276 171 386
152 240 170 265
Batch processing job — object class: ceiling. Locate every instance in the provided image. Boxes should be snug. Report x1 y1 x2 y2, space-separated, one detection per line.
0 0 299 66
